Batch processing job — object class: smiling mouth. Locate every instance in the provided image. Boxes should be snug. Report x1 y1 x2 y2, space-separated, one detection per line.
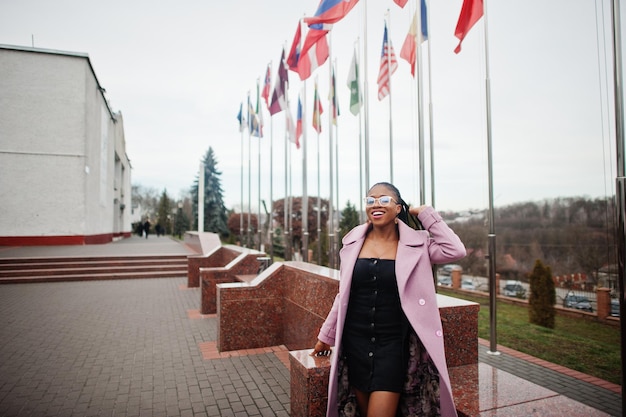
371 210 385 217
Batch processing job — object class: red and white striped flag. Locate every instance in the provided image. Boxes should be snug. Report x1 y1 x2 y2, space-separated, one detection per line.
377 22 398 101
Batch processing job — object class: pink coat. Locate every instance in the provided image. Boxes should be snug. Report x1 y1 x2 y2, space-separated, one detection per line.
318 207 466 417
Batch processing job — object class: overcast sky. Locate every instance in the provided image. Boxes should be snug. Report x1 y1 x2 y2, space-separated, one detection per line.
1 0 623 213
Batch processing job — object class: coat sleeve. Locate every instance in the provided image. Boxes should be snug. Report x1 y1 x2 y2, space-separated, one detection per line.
418 206 466 264
317 293 340 346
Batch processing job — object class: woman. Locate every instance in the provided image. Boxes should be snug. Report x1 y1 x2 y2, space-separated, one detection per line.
312 182 466 417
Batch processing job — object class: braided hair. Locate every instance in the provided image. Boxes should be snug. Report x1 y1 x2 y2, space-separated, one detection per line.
368 182 424 230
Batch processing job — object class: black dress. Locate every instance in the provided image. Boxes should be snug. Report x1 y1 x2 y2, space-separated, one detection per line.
342 258 409 393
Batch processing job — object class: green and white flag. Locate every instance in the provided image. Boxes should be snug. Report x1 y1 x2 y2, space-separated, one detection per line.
347 47 362 116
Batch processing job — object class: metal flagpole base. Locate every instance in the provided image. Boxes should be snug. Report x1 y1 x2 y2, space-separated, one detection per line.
486 350 501 356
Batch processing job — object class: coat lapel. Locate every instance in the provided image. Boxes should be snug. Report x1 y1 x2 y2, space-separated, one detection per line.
395 221 427 296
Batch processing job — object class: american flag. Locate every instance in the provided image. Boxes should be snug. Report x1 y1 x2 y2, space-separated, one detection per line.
377 22 398 101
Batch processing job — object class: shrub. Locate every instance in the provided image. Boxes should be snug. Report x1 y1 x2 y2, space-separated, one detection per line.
528 259 556 328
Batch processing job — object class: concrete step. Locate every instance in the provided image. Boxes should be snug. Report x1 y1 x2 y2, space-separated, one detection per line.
0 270 187 284
0 255 188 284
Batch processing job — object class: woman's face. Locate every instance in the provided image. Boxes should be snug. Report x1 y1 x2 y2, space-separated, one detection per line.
365 184 401 226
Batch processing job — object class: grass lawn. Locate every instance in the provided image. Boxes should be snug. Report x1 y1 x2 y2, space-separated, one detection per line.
438 288 622 385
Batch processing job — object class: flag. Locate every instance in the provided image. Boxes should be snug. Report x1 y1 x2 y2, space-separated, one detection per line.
377 22 398 101
256 80 264 138
454 0 483 54
296 95 303 142
285 103 299 148
400 0 428 77
261 64 271 108
297 28 329 80
287 22 302 72
329 65 339 125
347 47 362 115
304 0 359 30
269 50 289 115
236 102 245 132
248 94 260 137
393 0 409 7
312 80 323 133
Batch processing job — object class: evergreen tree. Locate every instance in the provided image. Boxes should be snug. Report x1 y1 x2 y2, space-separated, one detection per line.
156 189 172 234
191 147 229 238
339 201 360 243
528 259 556 329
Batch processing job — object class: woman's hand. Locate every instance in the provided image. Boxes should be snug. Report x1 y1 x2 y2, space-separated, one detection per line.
408 205 429 216
311 340 332 357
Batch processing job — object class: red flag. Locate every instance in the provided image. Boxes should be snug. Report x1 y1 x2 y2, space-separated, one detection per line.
312 81 323 133
297 28 329 81
400 0 428 77
261 64 271 108
287 22 302 72
454 0 484 54
393 0 408 7
377 23 398 101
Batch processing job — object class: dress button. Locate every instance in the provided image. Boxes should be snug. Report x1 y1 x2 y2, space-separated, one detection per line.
436 330 443 337
370 322 375 328
368 352 374 357
371 337 376 343
418 299 426 306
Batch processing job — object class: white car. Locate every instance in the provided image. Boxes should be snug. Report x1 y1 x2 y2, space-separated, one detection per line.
461 278 475 290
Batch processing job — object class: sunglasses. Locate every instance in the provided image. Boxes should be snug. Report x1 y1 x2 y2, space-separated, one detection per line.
364 196 397 207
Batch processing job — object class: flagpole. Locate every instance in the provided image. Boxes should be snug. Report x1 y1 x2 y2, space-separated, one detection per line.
609 0 626 400
257 79 263 251
288 138 294 260
334 67 341 268
415 1 426 205
425 0 436 207
270 111 274 259
247 91 253 248
302 81 309 262
481 0 499 356
362 0 371 192
314 76 321 265
198 161 205 232
284 112 290 261
355 39 365 223
329 59 336 269
240 107 244 244
386 11 395 184
327 47 335 269
268 62 274 259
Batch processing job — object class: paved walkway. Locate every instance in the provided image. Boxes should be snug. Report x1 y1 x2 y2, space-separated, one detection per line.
0 237 621 416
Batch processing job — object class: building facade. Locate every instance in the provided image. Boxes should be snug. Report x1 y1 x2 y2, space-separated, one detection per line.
0 44 132 245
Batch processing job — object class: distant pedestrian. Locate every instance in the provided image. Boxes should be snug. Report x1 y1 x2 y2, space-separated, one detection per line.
143 220 151 239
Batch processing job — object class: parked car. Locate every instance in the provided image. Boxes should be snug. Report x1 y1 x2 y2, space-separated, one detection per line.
439 264 461 276
503 281 525 298
611 299 620 317
461 278 476 291
562 294 593 312
437 275 452 286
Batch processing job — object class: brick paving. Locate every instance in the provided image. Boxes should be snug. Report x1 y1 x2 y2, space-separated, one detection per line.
0 278 290 417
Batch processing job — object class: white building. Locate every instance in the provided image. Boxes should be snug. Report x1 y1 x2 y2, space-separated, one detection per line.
0 44 132 245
